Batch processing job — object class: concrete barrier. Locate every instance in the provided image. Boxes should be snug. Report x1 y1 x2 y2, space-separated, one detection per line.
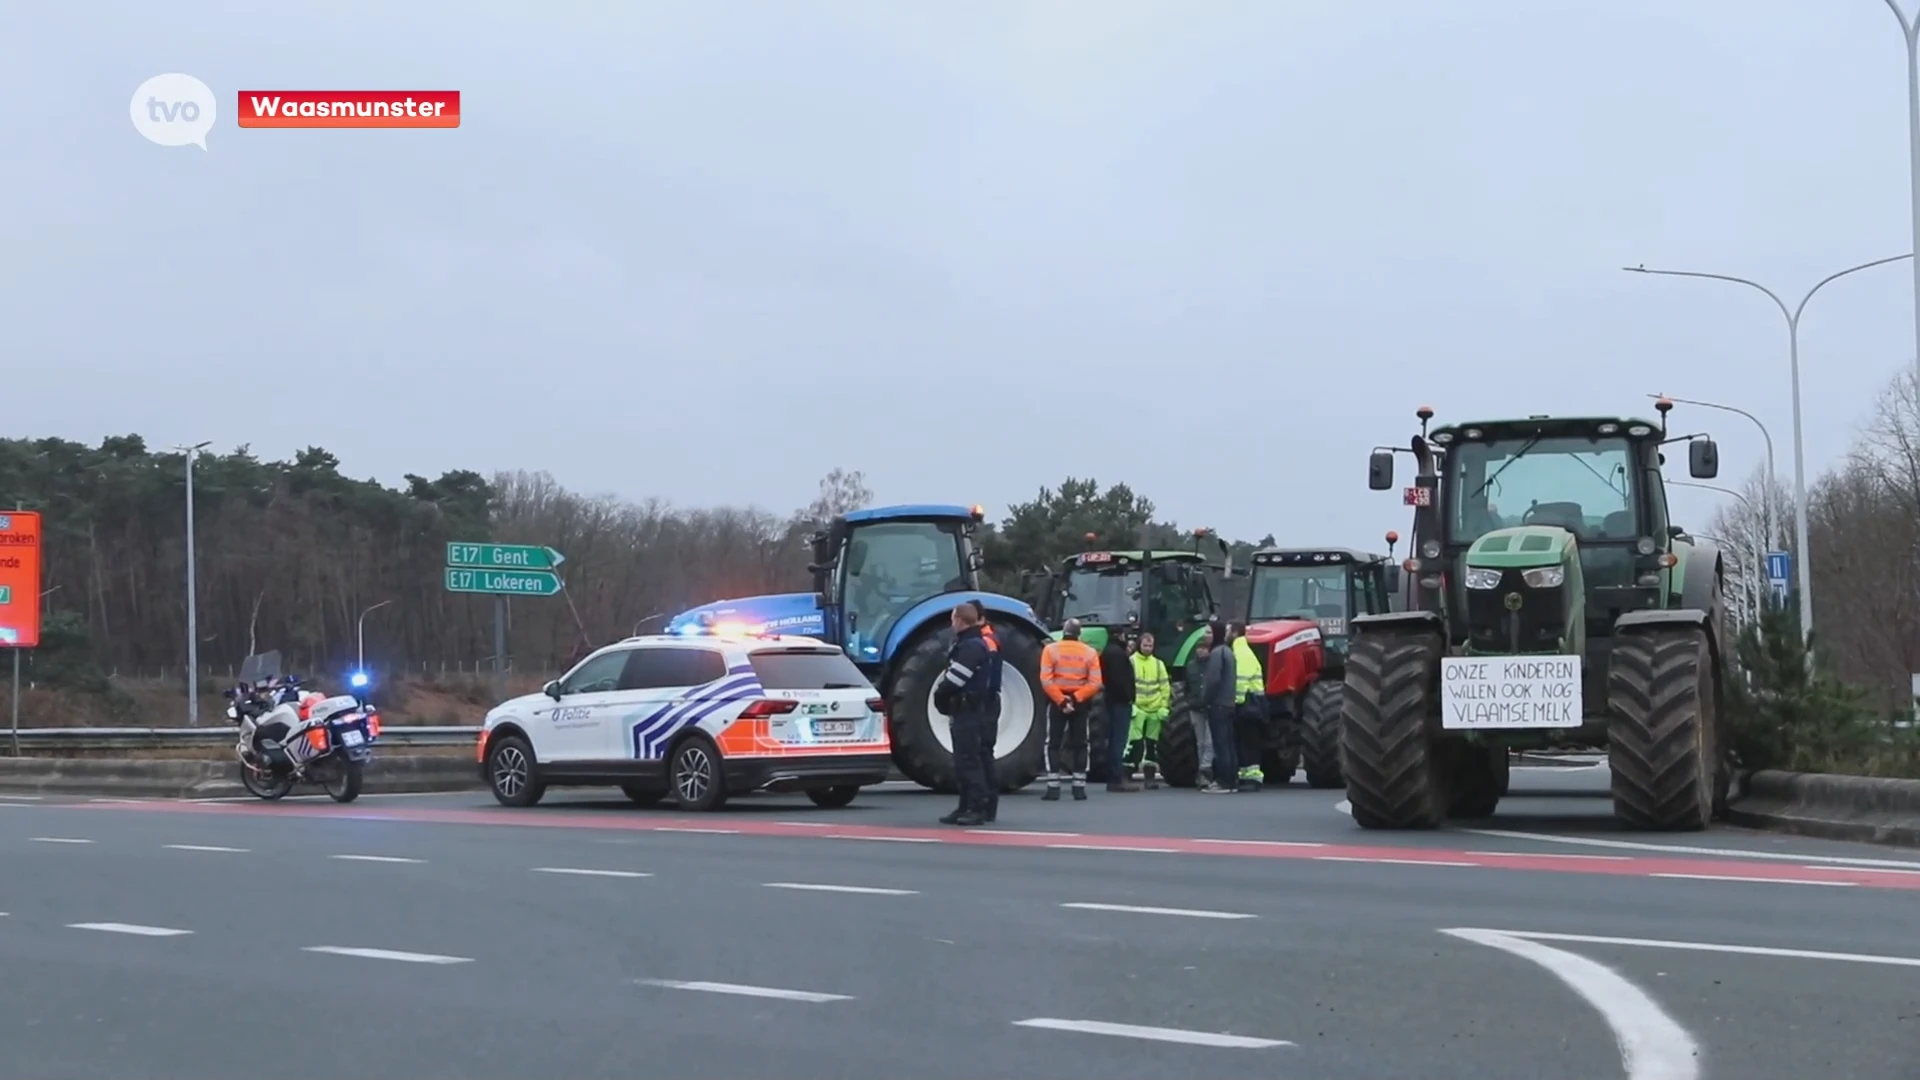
1727 769 1920 848
0 754 484 799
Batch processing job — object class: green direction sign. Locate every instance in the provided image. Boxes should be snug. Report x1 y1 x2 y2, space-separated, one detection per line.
444 568 564 597
446 542 565 571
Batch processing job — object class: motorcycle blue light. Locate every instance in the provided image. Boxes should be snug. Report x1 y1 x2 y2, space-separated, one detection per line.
349 672 369 689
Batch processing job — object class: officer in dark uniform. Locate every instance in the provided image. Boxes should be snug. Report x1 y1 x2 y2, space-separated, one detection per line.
932 602 996 826
970 600 1002 823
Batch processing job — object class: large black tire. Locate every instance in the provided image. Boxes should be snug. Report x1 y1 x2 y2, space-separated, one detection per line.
671 735 728 812
1342 630 1448 829
1158 702 1201 788
1299 680 1346 789
239 761 293 801
805 785 859 809
1261 747 1299 786
486 734 545 807
1086 702 1111 784
324 757 364 804
1448 744 1504 818
887 618 1046 793
1607 625 1717 831
621 783 666 807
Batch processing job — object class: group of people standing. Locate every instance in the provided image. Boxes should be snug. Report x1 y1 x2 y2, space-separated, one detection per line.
932 604 1279 827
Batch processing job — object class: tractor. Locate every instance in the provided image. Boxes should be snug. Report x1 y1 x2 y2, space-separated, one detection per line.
1029 531 1234 785
1243 541 1401 788
1345 401 1731 830
667 503 1052 793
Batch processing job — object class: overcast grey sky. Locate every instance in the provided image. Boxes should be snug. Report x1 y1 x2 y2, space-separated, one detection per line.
5 0 1918 549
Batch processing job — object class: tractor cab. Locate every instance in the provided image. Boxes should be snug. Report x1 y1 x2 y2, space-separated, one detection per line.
1246 543 1400 664
1034 529 1231 660
806 505 987 665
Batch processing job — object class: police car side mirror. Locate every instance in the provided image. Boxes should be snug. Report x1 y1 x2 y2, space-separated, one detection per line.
543 680 563 701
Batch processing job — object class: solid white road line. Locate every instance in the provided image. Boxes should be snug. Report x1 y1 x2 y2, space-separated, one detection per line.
652 826 739 834
1443 928 1699 1080
329 854 423 864
164 844 249 853
0 794 43 800
966 829 1083 838
30 837 92 844
1495 930 1920 968
1651 872 1856 887
302 946 472 964
531 867 652 878
637 979 852 1003
1195 838 1326 848
1459 826 1920 869
1314 855 1480 867
87 797 149 804
1012 1018 1291 1049
763 882 918 895
1334 799 1352 815
67 922 192 937
1060 902 1255 920
1047 843 1178 854
1464 850 1631 861
773 821 835 827
826 834 939 843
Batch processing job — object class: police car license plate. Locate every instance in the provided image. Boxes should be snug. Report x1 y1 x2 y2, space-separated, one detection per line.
341 729 364 746
812 720 855 737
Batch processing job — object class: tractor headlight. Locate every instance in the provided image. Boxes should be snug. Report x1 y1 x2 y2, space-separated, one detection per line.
1464 567 1502 590
1522 566 1565 588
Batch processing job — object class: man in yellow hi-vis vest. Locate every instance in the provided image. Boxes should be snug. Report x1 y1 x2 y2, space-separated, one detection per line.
1126 632 1171 788
1230 625 1270 791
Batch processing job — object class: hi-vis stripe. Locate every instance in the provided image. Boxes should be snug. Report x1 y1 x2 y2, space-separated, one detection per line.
630 664 760 759
944 661 974 687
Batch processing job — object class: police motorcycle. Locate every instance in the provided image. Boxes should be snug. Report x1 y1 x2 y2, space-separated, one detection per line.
223 650 381 803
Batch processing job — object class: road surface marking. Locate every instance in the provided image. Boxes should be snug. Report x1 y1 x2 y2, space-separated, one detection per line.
1047 843 1178 854
636 979 851 1003
1804 865 1920 876
1195 838 1326 848
1334 799 1352 815
1012 1018 1290 1049
1651 872 1856 887
329 854 423 863
652 826 739 834
763 882 917 895
826 834 939 843
1315 856 1479 867
531 867 652 878
0 794 42 800
1060 902 1255 920
1459 826 1920 869
1491 930 1920 968
967 829 1083 838
67 922 192 937
87 797 149 804
773 821 834 827
1465 850 1631 861
30 837 92 844
163 844 249 853
1443 928 1699 1080
303 946 472 964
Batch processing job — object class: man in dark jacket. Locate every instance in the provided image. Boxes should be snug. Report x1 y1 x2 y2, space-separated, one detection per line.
1200 622 1240 792
1099 631 1140 792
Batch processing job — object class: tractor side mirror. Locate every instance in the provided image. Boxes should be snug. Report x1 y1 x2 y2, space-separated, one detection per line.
1368 450 1395 490
1688 438 1719 480
1383 564 1402 596
543 680 563 701
1668 525 1686 539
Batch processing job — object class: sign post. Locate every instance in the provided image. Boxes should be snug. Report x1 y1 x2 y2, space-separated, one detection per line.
444 543 565 702
0 511 44 757
1764 550 1791 607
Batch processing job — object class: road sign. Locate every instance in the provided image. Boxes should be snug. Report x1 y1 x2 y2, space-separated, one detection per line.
444 568 564 597
447 542 565 571
1764 550 1790 584
0 512 42 648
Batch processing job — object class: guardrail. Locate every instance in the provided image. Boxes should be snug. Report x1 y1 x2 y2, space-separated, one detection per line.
4 726 480 753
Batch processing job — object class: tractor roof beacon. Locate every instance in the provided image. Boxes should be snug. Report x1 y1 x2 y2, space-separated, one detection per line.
667 503 1052 795
1347 401 1731 831
1030 530 1232 786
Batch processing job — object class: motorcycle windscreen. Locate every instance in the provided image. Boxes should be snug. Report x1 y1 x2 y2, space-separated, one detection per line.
237 650 284 685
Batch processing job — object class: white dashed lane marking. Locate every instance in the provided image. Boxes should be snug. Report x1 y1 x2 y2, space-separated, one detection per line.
531 867 651 878
762 882 917 895
652 827 739 835
1060 902 1255 920
826 834 938 843
1047 843 1178 854
328 854 423 864
1315 856 1479 868
637 979 852 1003
1012 1018 1291 1049
303 946 473 964
30 837 92 844
67 922 192 937
164 844 249 853
1651 873 1856 887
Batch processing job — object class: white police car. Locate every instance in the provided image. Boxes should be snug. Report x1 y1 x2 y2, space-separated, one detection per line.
477 625 891 811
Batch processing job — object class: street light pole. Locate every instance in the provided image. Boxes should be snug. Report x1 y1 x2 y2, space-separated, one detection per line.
356 599 394 672
1623 255 1913 646
1879 0 1920 381
174 442 211 726
1646 393 1777 547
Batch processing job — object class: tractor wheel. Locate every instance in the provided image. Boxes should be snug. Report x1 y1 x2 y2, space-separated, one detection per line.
1157 702 1201 788
1261 747 1299 786
1299 679 1346 789
1448 744 1504 819
1086 705 1110 784
888 618 1046 794
1341 629 1448 829
1607 625 1717 831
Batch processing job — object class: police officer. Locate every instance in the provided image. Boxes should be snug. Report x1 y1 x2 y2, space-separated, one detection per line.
933 602 996 826
970 600 1001 823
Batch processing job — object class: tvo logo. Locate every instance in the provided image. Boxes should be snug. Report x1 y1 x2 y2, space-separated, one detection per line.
130 73 216 149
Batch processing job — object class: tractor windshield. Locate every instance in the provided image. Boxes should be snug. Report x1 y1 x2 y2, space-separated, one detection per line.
1445 436 1638 545
1250 566 1351 633
1061 567 1143 626
840 520 968 656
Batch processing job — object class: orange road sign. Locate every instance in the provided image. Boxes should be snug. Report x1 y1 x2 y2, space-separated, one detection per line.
0 511 42 648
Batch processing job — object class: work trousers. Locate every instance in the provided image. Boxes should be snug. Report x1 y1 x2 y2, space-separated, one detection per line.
1126 706 1169 773
1234 699 1268 781
979 695 1000 801
1192 705 1214 775
1104 698 1133 783
1042 700 1089 788
1206 703 1237 788
948 703 994 813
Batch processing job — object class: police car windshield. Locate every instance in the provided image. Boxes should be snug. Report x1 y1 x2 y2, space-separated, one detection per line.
1249 566 1349 622
1062 567 1141 626
749 648 872 690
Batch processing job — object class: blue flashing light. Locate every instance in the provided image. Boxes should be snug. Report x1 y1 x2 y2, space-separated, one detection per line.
348 672 370 689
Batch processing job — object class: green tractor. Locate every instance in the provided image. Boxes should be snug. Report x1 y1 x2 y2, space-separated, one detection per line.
1031 531 1229 785
1346 401 1731 830
1244 540 1401 789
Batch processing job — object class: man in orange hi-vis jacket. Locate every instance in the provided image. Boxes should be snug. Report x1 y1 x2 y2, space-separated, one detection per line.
1039 618 1103 801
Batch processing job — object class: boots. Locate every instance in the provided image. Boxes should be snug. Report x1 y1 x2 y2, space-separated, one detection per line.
1142 762 1160 790
1042 785 1061 802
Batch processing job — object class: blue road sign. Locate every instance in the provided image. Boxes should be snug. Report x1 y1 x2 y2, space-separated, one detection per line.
1765 550 1790 585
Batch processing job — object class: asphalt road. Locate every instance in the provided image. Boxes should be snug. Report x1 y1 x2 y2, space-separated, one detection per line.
2 762 1917 1079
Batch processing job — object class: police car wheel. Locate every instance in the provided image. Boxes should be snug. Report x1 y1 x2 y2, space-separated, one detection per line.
805 785 858 809
671 737 728 812
620 783 667 808
487 735 546 808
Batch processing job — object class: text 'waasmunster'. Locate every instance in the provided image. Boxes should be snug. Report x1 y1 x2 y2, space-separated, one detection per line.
235 91 460 128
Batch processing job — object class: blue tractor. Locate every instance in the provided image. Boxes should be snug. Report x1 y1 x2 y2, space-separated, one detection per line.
666 504 1052 793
